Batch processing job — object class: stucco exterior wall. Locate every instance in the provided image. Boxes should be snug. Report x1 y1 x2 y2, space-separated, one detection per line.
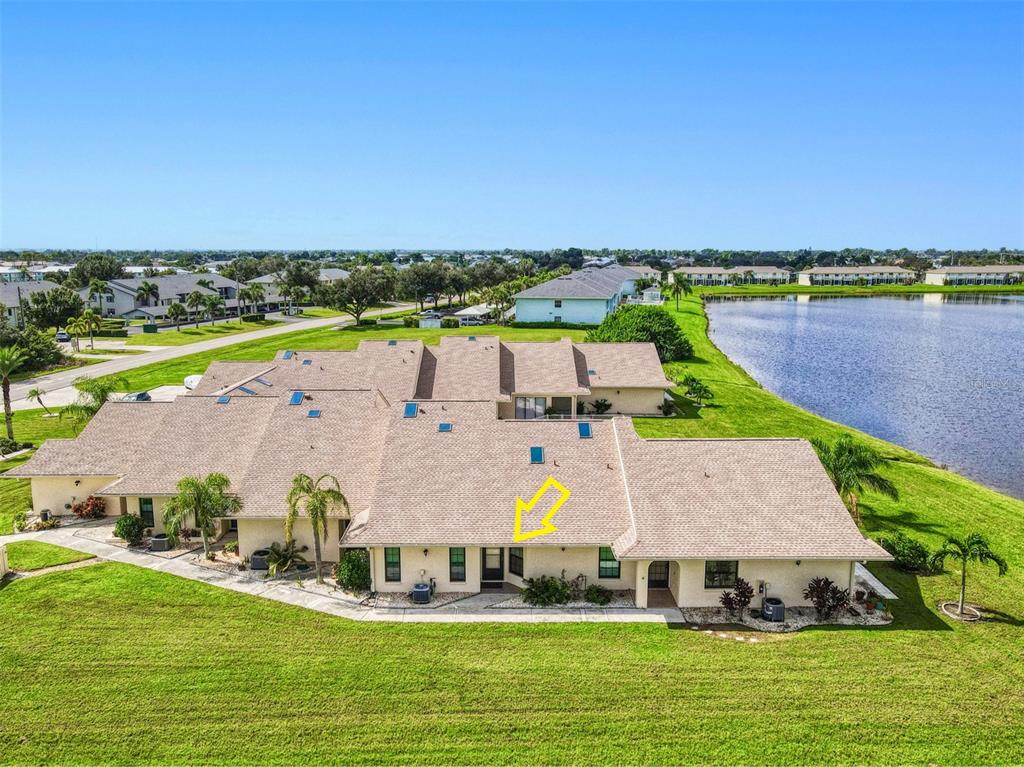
514 297 612 324
524 545 636 591
237 518 346 562
29 476 118 517
368 545 483 593
582 387 665 415
923 273 946 285
669 559 854 608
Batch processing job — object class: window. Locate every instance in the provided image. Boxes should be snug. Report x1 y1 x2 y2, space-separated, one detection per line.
515 397 546 419
509 547 524 576
449 547 466 582
283 351 294 360
302 359 312 366
139 497 154 527
403 402 418 418
237 386 256 395
387 340 397 346
554 300 562 308
529 446 544 464
553 316 562 323
704 560 739 589
384 548 401 582
598 547 620 579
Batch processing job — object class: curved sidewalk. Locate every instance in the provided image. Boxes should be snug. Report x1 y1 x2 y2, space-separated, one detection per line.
0 528 683 624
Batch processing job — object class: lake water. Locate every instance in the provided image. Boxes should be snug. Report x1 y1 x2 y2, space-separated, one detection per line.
704 294 1024 500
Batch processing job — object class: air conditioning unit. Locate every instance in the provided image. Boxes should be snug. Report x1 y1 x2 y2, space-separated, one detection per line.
762 597 785 622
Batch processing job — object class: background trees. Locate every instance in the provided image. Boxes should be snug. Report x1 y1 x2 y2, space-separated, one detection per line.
315 267 391 324
23 287 85 330
66 253 126 287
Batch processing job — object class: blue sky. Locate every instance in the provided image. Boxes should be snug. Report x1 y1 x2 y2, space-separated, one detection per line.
2 1 1022 250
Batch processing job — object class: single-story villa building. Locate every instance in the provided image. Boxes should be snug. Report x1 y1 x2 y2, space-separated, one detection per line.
9 337 890 610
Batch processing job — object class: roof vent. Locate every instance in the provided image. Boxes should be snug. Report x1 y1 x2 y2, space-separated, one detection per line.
529 446 544 464
403 402 418 418
289 391 304 406
283 351 294 360
438 422 453 432
216 395 230 404
302 359 312 366
308 409 321 418
578 422 592 439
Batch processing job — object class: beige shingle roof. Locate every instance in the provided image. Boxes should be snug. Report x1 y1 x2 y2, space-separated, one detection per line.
417 335 504 401
574 343 673 389
502 339 590 395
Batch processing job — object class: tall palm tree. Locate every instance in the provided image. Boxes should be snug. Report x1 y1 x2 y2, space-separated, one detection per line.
163 472 242 558
166 302 187 331
204 294 226 325
0 346 27 441
286 473 349 584
61 374 129 433
186 291 205 327
77 309 102 349
929 533 1008 617
88 278 109 317
245 282 266 317
668 277 692 311
810 434 898 523
135 280 159 307
66 315 88 352
26 387 50 415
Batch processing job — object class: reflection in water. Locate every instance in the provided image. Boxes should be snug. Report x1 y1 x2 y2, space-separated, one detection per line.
705 294 1024 499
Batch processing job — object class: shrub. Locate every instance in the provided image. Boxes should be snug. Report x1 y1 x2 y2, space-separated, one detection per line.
584 584 612 605
334 548 372 592
13 509 28 532
223 540 239 555
71 495 106 520
357 318 378 326
719 577 755 617
0 325 64 372
878 531 931 573
0 437 32 455
658 399 676 416
585 305 693 362
94 329 129 338
240 313 265 322
522 574 573 606
403 316 419 328
31 516 62 531
113 514 146 546
591 399 612 414
803 577 850 618
265 541 308 577
440 317 460 328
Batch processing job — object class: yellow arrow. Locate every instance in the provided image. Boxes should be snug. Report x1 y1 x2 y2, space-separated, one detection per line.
513 476 571 542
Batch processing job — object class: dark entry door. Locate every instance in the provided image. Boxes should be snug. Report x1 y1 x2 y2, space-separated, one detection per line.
139 497 155 528
649 560 670 588
481 547 504 584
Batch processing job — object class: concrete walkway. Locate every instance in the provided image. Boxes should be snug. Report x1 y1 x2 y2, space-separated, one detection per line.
0 528 684 624
12 303 414 408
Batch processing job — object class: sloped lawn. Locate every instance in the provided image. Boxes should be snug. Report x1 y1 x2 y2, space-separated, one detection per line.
4 541 94 571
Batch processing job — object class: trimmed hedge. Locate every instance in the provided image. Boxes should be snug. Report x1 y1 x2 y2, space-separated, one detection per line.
240 313 266 322
94 330 129 338
357 318 378 326
440 317 460 328
510 321 598 330
403 316 419 328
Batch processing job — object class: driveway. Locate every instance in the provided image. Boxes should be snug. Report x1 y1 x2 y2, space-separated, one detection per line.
13 303 414 407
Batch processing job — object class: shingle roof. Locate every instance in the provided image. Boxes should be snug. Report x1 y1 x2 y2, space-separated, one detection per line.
0 280 59 307
574 343 673 389
513 267 634 300
502 339 590 394
417 335 504 401
103 274 235 296
927 265 1024 274
799 266 913 275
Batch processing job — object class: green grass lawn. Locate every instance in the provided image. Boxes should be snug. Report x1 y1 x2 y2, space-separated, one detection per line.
691 283 1024 297
1 299 1023 764
294 306 346 318
10 356 103 383
3 541 94 571
124 318 283 347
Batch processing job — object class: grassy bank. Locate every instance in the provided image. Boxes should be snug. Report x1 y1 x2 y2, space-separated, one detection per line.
692 283 1024 297
3 541 94 571
125 318 282 347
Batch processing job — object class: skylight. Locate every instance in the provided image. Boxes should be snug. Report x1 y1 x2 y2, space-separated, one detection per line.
403 402 418 418
283 351 294 360
438 422 453 432
578 422 592 439
530 446 544 464
289 391 304 406
216 395 230 404
302 359 312 366
587 368 597 375
238 386 256 395
254 377 272 386
468 336 476 341
387 340 397 346
308 409 321 418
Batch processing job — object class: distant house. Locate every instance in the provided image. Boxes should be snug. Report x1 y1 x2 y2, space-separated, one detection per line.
0 266 43 283
923 265 1024 286
0 280 60 325
624 264 664 282
79 274 240 320
248 267 351 287
796 266 914 286
513 267 638 324
673 266 791 286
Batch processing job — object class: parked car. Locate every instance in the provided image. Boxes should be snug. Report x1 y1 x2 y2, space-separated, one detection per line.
420 310 443 319
459 317 486 326
122 392 152 402
54 331 71 343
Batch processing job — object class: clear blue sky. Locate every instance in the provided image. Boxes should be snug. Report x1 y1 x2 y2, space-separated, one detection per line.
2 1 1022 250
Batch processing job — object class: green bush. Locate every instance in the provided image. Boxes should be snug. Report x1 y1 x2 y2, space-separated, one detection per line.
403 316 419 328
802 577 850 619
334 549 372 592
522 574 573 606
0 437 32 454
357 318 378 326
94 329 129 338
0 325 64 372
113 514 146 546
583 584 612 605
586 305 693 361
440 317 460 329
879 531 931 573
240 313 265 322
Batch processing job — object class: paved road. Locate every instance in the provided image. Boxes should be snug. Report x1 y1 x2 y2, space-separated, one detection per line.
13 304 414 403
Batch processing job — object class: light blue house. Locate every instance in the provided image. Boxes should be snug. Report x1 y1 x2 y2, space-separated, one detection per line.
513 266 641 324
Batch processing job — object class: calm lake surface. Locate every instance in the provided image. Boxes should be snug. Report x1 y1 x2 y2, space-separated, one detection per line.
705 294 1024 499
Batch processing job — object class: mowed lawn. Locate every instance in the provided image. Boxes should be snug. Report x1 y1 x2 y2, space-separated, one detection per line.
125 318 283 347
3 541 93 571
1 298 1023 764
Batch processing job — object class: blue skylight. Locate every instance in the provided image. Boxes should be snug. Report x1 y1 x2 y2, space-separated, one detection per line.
403 402 418 418
215 395 230 404
578 422 592 439
302 359 312 366
530 446 544 464
283 351 293 360
289 391 304 406
254 377 272 386
587 368 597 375
468 335 476 341
307 409 321 418
438 422 453 432
387 340 397 346
238 386 256 395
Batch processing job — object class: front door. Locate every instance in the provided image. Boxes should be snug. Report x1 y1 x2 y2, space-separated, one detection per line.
649 560 670 589
139 498 155 528
481 547 504 585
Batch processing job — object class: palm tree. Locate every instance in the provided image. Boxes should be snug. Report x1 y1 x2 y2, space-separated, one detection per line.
88 278 109 317
286 473 350 584
245 282 266 317
186 291 205 327
0 346 27 440
66 315 88 352
166 302 187 331
61 375 129 432
810 434 898 523
135 281 159 307
668 276 692 311
78 309 102 349
204 294 226 325
929 533 1008 617
196 278 215 291
26 387 50 415
163 472 242 558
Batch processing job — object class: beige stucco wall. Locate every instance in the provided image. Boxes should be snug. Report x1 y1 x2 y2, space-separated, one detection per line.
523 545 637 590
238 518 346 563
29 476 118 517
923 273 945 285
368 545 483 593
669 559 854 608
583 388 665 415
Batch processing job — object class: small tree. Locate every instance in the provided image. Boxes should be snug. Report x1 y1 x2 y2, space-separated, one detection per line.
163 472 242 558
803 577 850 619
88 278 108 316
0 346 28 441
26 387 51 415
186 291 206 327
286 473 350 585
929 533 1008 617
688 381 714 407
135 281 159 307
166 303 187 330
586 305 693 362
61 375 130 432
668 276 693 310
810 434 898 523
